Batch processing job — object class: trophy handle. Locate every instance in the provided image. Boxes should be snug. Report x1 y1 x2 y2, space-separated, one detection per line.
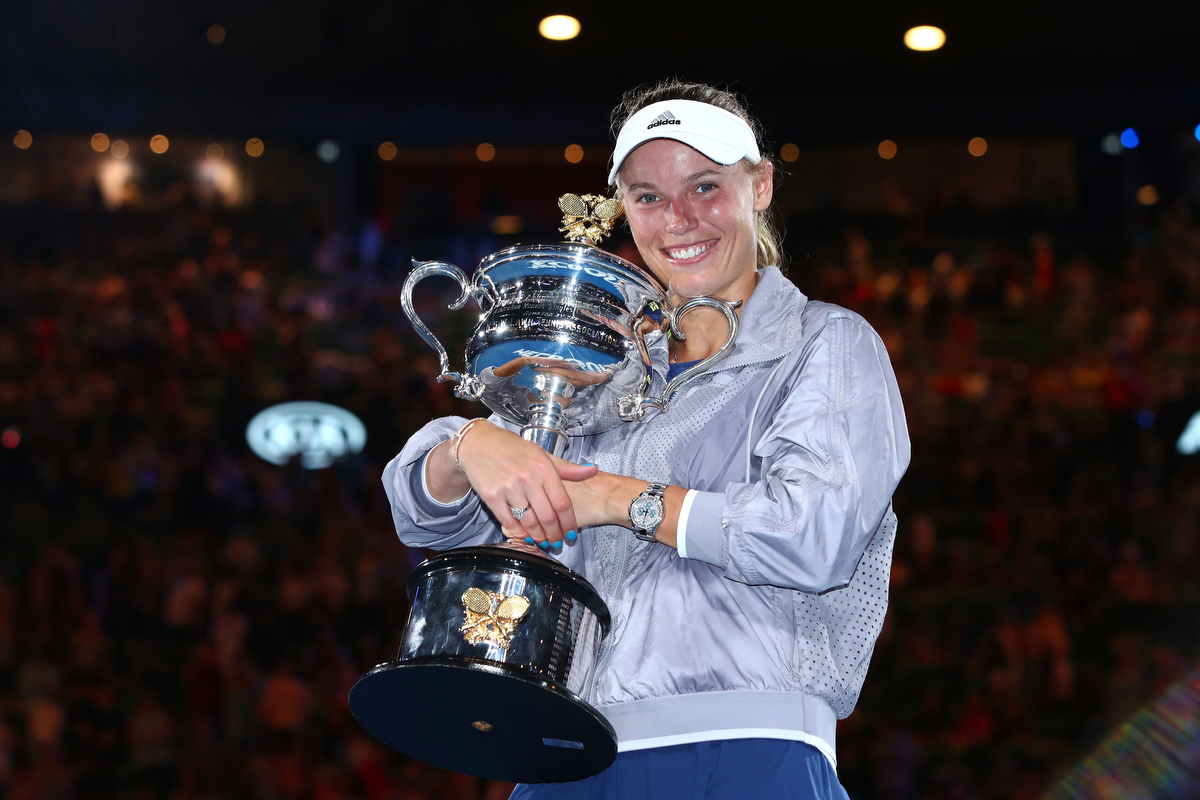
618 297 742 420
401 260 485 401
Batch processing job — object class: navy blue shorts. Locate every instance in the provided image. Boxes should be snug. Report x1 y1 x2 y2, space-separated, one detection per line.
508 739 848 800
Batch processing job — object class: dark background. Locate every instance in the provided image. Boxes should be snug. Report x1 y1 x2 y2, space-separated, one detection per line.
1 2 1199 799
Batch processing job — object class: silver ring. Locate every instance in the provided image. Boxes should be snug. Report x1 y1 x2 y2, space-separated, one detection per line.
509 505 529 521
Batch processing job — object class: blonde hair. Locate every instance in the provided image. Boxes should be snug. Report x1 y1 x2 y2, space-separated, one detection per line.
610 79 785 271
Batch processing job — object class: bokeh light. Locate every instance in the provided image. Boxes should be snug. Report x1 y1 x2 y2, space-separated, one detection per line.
207 24 225 44
13 130 32 149
1179 411 1200 455
378 141 397 161
246 402 366 469
110 140 130 159
904 26 945 51
91 133 110 152
878 140 898 159
206 143 224 162
968 137 988 156
476 142 496 162
1102 134 1124 155
780 143 799 163
492 215 523 235
539 15 580 41
245 138 264 157
1195 123 1200 142
316 140 340 163
1120 128 1139 148
150 134 169 154
1136 185 1159 206
564 144 584 163
1137 410 1156 429
1 429 18 449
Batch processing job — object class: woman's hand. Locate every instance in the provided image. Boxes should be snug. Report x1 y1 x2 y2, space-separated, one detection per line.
451 422 597 547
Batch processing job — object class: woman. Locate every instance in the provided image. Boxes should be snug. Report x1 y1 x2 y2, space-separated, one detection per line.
384 80 910 800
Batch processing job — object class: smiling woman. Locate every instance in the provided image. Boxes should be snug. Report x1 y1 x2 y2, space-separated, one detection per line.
383 79 910 800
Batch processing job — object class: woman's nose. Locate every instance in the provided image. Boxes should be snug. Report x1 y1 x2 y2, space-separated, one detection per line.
663 197 696 234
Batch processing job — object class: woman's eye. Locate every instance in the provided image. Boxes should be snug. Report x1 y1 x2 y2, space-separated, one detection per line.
696 183 716 194
636 193 659 204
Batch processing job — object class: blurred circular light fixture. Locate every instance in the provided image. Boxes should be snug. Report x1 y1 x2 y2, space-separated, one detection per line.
1 428 19 449
878 139 898 159
378 141 397 161
1136 185 1159 206
539 15 580 41
1101 133 1124 155
968 137 988 156
110 140 130 159
246 401 366 470
492 215 524 235
207 24 225 44
1119 128 1139 149
780 143 799 162
904 25 945 51
316 140 340 163
13 130 32 149
91 133 110 152
1195 123 1200 142
206 143 224 162
150 134 169 154
1178 410 1200 455
564 144 584 163
245 138 264 157
476 142 496 162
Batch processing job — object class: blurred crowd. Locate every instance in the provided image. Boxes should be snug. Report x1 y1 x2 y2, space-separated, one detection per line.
0 184 1197 800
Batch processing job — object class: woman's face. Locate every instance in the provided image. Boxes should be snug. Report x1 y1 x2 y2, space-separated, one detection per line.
618 138 773 304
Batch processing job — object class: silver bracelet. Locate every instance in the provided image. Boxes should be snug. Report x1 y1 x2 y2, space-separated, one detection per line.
450 418 488 471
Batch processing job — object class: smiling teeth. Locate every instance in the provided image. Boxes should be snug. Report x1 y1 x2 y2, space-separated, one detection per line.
666 243 712 260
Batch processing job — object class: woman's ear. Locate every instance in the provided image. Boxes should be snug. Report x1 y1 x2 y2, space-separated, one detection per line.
753 160 775 213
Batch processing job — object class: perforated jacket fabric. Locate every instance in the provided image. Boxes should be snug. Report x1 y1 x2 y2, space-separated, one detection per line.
382 266 911 768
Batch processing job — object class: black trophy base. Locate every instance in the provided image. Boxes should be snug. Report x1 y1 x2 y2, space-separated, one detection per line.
348 656 617 784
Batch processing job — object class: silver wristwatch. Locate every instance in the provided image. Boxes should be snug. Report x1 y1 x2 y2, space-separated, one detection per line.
628 483 667 542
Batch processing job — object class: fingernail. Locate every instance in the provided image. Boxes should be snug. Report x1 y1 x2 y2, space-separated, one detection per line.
566 530 577 541
583 462 595 467
525 537 536 545
551 541 563 550
539 541 550 550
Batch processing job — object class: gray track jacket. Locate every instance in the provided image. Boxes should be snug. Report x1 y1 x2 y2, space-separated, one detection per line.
383 266 911 768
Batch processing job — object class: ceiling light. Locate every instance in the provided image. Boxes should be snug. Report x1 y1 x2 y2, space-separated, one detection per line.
904 26 945 51
539 15 580 41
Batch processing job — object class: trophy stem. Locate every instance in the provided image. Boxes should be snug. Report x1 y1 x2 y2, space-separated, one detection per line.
522 403 570 457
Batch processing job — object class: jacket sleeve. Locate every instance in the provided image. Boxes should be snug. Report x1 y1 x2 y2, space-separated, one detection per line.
679 314 910 592
381 414 511 550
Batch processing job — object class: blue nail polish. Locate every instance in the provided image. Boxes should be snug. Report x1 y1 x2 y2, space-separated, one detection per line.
551 541 563 550
525 537 536 545
566 530 577 541
583 462 595 467
539 541 550 550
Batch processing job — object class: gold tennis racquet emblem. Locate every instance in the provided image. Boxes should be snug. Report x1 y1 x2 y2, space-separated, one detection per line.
558 193 623 245
460 587 531 648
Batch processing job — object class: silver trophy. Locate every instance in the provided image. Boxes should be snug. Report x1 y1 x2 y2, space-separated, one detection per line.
398 193 740 455
348 194 741 784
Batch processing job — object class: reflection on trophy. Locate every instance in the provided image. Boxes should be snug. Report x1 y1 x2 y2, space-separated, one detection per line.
347 193 741 783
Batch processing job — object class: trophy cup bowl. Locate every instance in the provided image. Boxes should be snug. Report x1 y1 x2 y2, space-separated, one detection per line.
348 195 741 783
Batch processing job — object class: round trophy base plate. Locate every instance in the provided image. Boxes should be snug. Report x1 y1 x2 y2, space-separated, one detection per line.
349 656 617 784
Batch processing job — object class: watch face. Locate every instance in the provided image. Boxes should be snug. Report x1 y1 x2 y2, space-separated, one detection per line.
630 496 664 529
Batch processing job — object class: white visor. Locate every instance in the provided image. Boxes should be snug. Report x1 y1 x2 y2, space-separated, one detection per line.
608 99 762 185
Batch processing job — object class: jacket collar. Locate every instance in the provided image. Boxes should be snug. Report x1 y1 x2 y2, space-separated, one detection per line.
717 266 808 370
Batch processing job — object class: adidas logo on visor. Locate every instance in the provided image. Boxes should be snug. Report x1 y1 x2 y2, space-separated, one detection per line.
646 110 681 129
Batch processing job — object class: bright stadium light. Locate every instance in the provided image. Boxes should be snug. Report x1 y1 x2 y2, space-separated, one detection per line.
904 26 945 51
539 15 580 41
1178 410 1200 455
246 401 367 469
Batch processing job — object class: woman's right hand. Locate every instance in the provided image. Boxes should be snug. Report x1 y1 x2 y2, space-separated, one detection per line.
425 420 597 547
